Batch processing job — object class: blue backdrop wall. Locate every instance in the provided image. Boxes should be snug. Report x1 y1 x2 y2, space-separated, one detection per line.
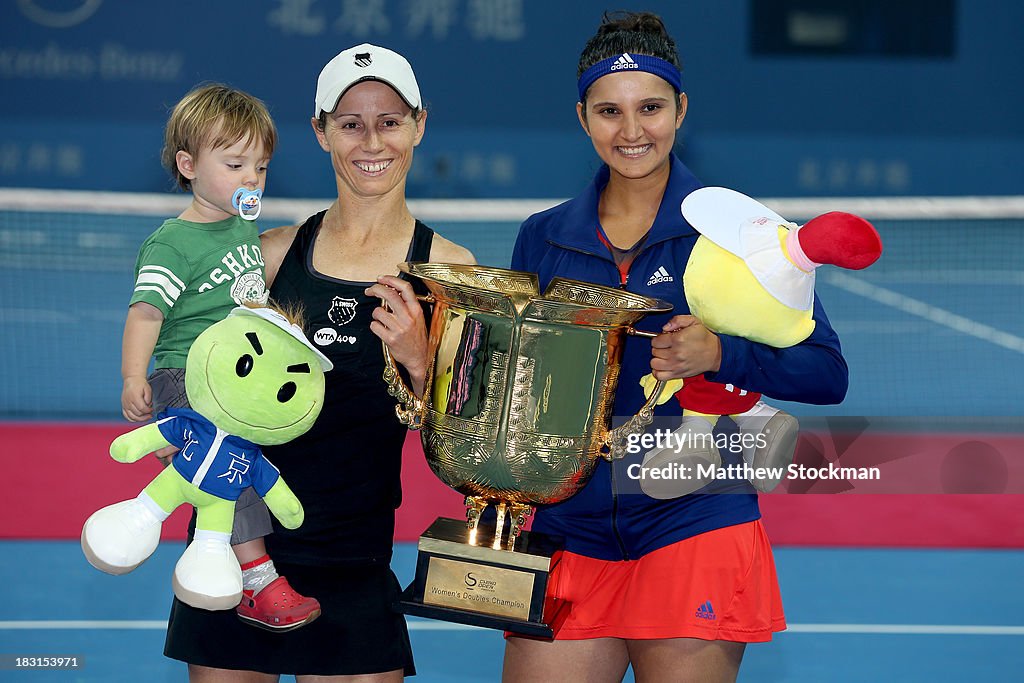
1 0 1021 198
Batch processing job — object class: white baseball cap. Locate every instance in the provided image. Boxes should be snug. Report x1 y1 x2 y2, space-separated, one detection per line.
314 43 422 117
681 186 814 311
230 306 333 372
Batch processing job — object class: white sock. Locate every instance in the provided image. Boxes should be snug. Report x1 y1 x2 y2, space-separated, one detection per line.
241 556 279 595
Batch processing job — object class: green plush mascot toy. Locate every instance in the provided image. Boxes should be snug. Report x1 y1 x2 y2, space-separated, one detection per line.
641 187 882 498
82 305 332 610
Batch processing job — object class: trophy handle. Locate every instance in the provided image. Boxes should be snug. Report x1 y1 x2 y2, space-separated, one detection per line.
600 326 667 460
601 375 666 461
381 294 435 430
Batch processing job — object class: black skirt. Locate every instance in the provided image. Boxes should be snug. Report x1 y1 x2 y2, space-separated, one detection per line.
164 559 415 677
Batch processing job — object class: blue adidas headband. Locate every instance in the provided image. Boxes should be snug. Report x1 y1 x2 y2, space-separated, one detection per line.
577 53 682 103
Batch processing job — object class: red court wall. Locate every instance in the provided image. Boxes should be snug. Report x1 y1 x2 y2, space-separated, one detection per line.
5 422 1023 547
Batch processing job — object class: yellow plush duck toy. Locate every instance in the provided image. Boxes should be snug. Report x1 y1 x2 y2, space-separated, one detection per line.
641 187 882 498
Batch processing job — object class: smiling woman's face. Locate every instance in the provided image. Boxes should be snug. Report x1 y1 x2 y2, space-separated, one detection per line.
313 80 426 201
578 70 686 182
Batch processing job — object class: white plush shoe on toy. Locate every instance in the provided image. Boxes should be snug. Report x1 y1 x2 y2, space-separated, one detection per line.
172 531 243 611
735 401 800 493
640 415 721 499
81 496 164 575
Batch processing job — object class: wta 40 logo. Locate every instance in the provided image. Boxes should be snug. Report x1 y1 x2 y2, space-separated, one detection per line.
313 328 357 347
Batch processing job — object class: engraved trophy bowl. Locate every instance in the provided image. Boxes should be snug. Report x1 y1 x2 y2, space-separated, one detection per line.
383 263 670 544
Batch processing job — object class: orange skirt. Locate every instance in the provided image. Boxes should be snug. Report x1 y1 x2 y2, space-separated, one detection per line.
539 520 786 642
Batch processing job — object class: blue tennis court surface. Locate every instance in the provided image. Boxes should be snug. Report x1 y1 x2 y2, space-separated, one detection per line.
2 541 1021 681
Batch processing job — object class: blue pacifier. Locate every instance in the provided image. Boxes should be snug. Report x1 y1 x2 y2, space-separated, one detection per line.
232 187 262 221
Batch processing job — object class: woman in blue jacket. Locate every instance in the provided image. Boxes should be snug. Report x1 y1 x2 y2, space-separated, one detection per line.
503 12 848 683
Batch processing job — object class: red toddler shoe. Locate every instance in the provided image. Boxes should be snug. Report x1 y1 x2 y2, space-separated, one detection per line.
236 576 321 632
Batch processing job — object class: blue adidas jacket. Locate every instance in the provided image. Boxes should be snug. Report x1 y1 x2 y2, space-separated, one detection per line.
511 155 848 561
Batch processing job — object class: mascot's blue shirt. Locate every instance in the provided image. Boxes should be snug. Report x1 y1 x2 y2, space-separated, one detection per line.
156 408 281 501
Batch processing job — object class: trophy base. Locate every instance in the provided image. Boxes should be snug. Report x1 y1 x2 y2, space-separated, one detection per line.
398 517 569 638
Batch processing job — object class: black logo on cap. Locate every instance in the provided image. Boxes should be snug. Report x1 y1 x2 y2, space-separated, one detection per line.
354 53 372 68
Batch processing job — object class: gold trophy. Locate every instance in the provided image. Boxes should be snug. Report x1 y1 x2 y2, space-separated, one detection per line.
383 263 669 636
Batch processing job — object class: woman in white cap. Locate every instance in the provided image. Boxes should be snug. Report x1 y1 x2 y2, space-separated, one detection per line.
505 12 850 683
164 43 474 681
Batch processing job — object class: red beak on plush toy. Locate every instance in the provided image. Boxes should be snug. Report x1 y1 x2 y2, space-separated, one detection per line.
794 212 883 270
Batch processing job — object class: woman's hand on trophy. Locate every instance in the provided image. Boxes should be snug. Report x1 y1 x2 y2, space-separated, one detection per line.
366 275 429 396
650 315 722 380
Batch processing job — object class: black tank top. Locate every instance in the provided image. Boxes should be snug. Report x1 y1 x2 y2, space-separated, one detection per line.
264 210 433 566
